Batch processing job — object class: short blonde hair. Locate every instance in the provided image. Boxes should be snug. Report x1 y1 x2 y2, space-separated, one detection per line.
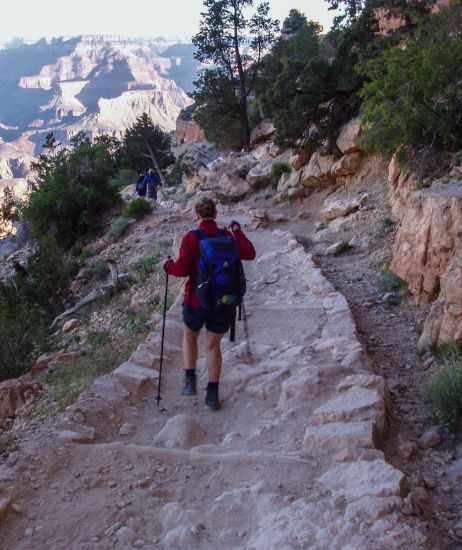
195 197 217 220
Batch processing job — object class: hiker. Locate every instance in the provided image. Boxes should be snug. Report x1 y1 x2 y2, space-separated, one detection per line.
163 198 256 410
145 169 162 201
135 172 147 197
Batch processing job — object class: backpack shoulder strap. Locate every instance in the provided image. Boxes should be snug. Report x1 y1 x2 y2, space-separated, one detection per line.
193 229 207 240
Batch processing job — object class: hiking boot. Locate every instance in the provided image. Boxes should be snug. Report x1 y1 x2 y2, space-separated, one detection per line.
205 383 221 411
182 375 197 396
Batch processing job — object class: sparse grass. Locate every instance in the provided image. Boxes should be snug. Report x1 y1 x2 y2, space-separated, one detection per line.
87 330 111 348
427 345 462 431
87 260 110 281
122 198 153 220
133 255 159 281
131 241 172 281
378 270 403 294
106 216 131 242
36 332 135 415
125 312 149 335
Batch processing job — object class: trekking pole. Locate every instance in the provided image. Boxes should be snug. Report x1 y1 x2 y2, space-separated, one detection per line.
156 263 170 408
241 301 253 361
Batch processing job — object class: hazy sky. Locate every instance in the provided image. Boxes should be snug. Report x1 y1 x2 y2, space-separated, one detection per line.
0 1 335 42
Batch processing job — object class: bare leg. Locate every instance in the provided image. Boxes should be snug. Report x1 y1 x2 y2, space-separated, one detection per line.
206 331 225 383
183 327 199 372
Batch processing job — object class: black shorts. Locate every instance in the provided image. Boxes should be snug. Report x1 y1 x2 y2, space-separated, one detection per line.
182 305 234 334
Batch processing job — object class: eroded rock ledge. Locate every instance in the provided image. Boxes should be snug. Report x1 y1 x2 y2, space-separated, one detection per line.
389 157 462 349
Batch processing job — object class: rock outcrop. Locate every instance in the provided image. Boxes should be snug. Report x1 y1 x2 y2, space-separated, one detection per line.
176 119 206 144
273 118 365 201
390 174 462 348
179 143 221 193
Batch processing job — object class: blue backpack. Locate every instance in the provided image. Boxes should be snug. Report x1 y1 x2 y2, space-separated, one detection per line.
194 229 246 311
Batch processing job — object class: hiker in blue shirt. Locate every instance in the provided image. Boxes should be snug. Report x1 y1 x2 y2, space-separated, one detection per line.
135 172 146 197
145 169 162 202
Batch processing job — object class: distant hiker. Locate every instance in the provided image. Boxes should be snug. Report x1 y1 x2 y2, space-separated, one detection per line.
145 169 162 201
163 198 256 410
136 172 147 197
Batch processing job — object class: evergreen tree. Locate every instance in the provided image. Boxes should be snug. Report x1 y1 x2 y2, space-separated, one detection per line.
193 0 279 150
121 113 174 185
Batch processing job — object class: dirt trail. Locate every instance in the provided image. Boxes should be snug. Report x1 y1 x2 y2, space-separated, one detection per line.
0 213 426 549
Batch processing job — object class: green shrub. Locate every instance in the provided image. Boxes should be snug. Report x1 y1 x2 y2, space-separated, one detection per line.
25 132 120 248
271 162 291 189
86 259 110 281
122 198 153 220
0 286 48 381
87 330 111 348
359 5 462 157
0 235 74 381
437 343 462 364
378 270 403 294
133 255 159 281
106 216 131 242
427 348 462 431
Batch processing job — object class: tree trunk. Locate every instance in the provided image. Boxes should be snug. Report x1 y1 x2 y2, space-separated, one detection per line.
233 6 251 151
144 140 168 188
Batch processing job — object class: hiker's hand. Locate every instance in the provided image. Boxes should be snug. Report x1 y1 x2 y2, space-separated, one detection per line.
228 220 241 233
163 259 174 274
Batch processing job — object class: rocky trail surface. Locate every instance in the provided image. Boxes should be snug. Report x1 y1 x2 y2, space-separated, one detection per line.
0 211 427 549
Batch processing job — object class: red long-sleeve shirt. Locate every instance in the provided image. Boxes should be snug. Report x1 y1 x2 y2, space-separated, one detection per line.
165 219 256 308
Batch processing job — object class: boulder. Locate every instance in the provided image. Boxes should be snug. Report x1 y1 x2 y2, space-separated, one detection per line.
215 173 251 202
299 152 336 188
331 152 362 178
246 160 274 190
321 197 361 222
180 143 220 193
0 379 42 428
201 153 256 202
336 117 362 154
252 142 281 162
292 146 313 171
250 120 275 145
277 169 302 196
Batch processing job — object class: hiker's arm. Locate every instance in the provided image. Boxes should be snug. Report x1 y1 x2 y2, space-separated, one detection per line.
163 234 195 277
229 225 256 261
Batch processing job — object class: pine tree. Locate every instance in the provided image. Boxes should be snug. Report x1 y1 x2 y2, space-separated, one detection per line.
193 0 279 151
121 113 174 185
